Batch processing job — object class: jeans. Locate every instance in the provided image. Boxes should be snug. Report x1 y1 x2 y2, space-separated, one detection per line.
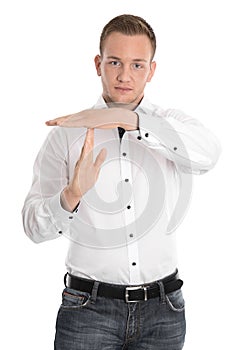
54 281 186 350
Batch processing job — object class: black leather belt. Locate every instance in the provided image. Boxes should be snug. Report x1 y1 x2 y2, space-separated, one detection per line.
64 270 183 303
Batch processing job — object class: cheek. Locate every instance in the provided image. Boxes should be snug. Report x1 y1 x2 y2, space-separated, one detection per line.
101 66 109 77
103 70 116 85
136 72 150 85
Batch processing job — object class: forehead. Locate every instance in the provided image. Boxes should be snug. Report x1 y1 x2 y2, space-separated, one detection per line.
102 32 153 60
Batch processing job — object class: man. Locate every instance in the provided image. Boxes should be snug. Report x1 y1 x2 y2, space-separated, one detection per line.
22 14 221 349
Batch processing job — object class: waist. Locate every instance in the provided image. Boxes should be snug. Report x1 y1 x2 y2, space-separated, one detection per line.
65 243 178 285
64 269 183 303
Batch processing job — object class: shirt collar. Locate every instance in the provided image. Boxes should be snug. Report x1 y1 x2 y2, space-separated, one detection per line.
93 96 108 109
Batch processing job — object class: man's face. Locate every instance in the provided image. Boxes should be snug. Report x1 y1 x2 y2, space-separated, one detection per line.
94 32 156 106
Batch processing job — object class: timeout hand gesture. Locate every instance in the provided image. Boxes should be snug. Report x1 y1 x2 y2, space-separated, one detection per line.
47 107 138 212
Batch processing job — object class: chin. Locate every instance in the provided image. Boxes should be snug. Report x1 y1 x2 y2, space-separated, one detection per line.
112 95 137 105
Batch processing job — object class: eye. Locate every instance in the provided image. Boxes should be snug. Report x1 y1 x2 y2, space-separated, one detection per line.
109 61 121 67
133 63 143 69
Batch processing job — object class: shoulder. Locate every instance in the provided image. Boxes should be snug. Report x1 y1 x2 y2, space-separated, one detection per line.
139 98 200 125
43 127 87 153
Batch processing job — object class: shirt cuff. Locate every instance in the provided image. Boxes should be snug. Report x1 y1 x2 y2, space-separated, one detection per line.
137 111 162 146
45 191 78 223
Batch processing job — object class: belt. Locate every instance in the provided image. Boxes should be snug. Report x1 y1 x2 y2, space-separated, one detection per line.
64 270 183 303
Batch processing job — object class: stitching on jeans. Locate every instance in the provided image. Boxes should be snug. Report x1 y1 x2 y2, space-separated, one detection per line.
165 295 185 312
63 292 85 300
61 290 91 309
124 303 140 342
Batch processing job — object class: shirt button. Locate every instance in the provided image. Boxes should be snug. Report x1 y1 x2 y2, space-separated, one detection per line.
129 233 134 238
145 133 149 137
127 205 131 209
137 136 142 140
58 231 62 234
122 152 127 157
174 147 177 151
125 178 129 182
132 262 136 266
69 216 73 219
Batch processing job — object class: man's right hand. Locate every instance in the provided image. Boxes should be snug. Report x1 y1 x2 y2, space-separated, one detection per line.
61 128 107 212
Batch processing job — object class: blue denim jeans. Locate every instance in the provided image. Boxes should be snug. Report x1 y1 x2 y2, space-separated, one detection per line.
54 281 186 349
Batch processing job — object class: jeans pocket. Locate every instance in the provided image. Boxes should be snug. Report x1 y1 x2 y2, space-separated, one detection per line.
60 287 91 310
165 289 185 313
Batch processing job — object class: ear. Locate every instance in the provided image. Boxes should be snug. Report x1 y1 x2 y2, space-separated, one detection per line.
94 55 102 76
147 61 156 82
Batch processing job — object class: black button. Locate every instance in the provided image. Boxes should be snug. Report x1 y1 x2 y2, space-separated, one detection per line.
69 216 73 219
122 152 127 156
145 133 149 137
58 231 62 234
129 233 134 238
174 147 177 151
132 262 136 266
137 136 142 140
127 205 131 209
125 179 129 182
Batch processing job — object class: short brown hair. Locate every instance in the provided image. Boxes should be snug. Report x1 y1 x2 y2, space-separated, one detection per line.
100 14 156 60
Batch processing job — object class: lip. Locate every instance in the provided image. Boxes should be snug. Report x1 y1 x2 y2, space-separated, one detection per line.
115 87 133 92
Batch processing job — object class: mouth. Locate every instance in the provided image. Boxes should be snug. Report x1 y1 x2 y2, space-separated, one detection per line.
115 87 133 93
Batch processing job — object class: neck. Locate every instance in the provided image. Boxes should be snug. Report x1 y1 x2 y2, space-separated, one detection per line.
102 96 143 111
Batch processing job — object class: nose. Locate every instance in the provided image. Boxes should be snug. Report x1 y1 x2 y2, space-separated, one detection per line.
117 65 131 83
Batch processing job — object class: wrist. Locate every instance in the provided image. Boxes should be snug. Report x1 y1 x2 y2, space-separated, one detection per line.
61 187 82 212
122 110 138 130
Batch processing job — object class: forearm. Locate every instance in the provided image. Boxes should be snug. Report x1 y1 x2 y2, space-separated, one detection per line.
81 108 138 130
22 193 69 243
137 108 221 174
22 128 75 243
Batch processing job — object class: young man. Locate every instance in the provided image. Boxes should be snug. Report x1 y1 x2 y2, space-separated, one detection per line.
22 14 221 349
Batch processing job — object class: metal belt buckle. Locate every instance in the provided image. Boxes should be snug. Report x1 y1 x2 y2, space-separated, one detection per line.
125 285 148 303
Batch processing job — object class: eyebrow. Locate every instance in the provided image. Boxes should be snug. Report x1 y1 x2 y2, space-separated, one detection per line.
106 56 148 63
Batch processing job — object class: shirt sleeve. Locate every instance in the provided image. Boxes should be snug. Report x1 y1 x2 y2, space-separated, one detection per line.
136 108 221 174
22 128 78 243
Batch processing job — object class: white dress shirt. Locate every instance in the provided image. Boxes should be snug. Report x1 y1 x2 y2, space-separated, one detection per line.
22 97 221 285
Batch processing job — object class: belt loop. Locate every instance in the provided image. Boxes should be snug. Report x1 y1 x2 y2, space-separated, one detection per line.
157 280 166 304
90 281 99 304
64 273 68 287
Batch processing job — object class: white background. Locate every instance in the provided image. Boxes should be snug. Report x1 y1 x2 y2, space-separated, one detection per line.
0 0 232 349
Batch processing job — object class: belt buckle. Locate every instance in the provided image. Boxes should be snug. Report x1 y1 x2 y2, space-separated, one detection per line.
125 285 148 303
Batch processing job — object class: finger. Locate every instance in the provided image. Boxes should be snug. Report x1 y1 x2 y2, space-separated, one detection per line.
45 115 70 126
80 128 94 162
94 148 107 169
84 128 94 149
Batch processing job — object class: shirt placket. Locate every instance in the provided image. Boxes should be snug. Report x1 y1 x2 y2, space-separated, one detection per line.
120 134 141 285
